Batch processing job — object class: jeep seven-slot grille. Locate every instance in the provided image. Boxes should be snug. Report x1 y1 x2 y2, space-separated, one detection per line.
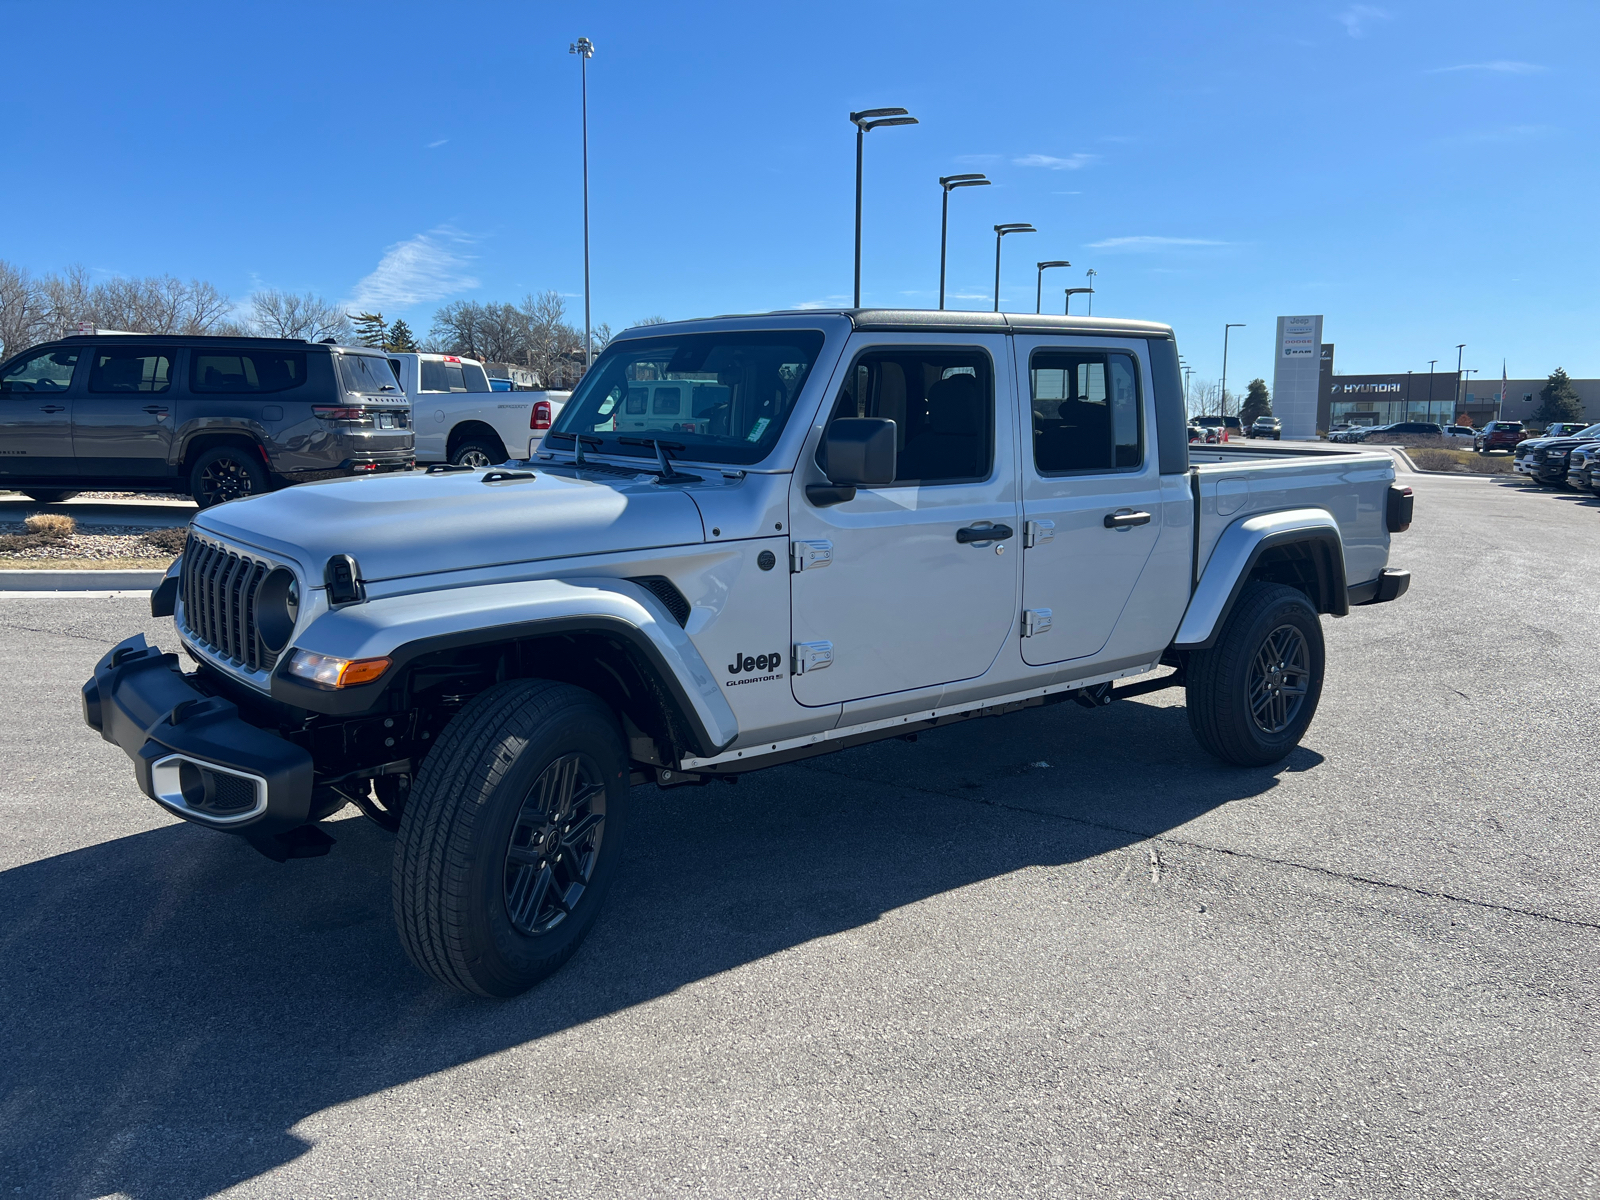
179 534 277 671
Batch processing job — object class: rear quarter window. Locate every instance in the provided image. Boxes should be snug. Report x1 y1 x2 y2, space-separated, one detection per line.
192 350 306 393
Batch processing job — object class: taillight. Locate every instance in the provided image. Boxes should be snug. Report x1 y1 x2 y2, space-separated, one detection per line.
313 406 369 421
530 400 552 430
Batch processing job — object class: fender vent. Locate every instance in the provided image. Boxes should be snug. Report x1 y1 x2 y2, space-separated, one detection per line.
626 576 690 626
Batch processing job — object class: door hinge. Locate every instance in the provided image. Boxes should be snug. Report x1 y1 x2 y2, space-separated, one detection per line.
1021 608 1053 637
792 641 834 674
1024 519 1055 549
791 539 834 572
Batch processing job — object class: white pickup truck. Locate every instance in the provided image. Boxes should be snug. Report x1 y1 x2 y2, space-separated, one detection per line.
85 309 1412 997
386 351 569 466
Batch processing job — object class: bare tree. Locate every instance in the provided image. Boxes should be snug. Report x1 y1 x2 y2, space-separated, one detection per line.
0 260 47 359
633 315 668 326
523 291 583 387
250 290 352 341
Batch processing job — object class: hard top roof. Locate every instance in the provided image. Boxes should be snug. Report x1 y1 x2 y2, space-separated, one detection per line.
613 308 1174 340
50 333 387 353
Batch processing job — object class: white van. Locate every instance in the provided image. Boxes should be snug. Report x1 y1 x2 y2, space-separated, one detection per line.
387 352 569 466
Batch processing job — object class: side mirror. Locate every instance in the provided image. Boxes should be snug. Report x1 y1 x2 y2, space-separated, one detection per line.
809 418 896 506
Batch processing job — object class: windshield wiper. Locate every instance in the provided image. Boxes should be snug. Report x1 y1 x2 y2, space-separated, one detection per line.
545 431 605 465
617 437 701 483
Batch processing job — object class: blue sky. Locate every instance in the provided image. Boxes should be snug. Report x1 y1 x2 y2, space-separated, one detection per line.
4 0 1596 389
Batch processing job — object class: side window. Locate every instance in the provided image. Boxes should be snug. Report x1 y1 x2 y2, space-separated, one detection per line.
1 347 80 394
625 386 648 415
652 386 682 415
191 351 305 393
89 348 175 395
825 348 993 486
419 361 467 392
461 363 491 392
1030 349 1143 473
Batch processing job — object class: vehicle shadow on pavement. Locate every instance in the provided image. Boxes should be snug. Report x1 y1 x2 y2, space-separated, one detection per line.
0 696 1311 1200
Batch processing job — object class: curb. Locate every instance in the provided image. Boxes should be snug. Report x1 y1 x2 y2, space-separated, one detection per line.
1391 448 1511 478
0 569 164 592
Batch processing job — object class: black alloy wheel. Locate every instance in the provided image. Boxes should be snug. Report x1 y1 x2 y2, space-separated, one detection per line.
190 445 268 508
503 752 607 936
1247 624 1310 735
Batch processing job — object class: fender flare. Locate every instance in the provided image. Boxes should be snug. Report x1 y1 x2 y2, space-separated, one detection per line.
1173 508 1347 650
268 576 739 758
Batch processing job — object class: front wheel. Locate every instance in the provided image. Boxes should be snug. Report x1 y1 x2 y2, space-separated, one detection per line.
21 489 79 503
450 439 503 468
189 444 268 507
392 679 630 997
1185 582 1325 767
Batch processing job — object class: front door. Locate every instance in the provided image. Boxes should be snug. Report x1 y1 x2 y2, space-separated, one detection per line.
0 345 82 478
73 345 179 477
788 334 1019 706
1015 335 1164 665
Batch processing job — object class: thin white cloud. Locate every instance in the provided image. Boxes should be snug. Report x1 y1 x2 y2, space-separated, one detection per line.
1429 61 1546 74
791 294 850 310
1014 153 1096 170
1052 190 1083 196
427 138 449 148
347 227 479 309
1086 236 1226 251
1337 4 1391 37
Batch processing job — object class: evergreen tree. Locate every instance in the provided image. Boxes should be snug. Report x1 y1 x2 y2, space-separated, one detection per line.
1240 378 1273 424
350 311 387 349
386 318 418 352
1533 367 1583 425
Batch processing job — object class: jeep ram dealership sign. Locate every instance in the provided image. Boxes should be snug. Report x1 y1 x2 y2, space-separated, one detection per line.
1273 315 1323 439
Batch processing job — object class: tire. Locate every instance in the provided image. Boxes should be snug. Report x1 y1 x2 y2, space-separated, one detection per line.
393 679 630 997
189 444 268 508
1185 582 1325 767
450 438 504 468
21 489 79 503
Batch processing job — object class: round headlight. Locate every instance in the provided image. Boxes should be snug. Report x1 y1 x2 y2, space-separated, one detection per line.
257 568 300 652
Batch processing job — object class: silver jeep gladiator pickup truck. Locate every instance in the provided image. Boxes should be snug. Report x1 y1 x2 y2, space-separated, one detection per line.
84 310 1412 996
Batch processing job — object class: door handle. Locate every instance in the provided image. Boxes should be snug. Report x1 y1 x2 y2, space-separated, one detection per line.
956 523 1014 544
142 405 169 415
1103 510 1152 529
40 404 66 413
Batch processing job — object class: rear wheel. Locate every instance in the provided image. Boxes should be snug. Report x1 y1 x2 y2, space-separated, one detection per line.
1186 582 1325 767
21 489 79 503
393 679 629 997
189 444 268 508
450 438 503 468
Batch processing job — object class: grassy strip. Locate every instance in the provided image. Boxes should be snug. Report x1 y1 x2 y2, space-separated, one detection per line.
1408 448 1515 475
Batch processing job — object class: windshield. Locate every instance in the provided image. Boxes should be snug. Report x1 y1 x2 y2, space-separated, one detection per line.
339 354 400 395
548 330 826 465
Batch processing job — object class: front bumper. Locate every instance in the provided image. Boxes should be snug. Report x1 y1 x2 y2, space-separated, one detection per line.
83 634 316 856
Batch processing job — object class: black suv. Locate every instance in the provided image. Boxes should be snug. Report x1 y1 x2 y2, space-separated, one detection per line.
0 335 414 507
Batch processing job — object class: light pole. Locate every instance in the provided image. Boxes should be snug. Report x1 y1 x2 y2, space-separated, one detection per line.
992 224 1035 311
1221 323 1245 423
1035 260 1071 314
1427 359 1437 414
1085 268 1097 315
850 107 919 308
569 37 595 371
1063 287 1093 315
939 174 989 310
1455 343 1466 420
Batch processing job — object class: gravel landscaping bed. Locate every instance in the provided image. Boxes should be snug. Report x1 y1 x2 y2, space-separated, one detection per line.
0 520 185 566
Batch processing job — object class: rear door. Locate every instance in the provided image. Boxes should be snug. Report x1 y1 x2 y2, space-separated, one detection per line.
1014 335 1163 665
787 334 1020 706
0 345 82 478
72 344 179 477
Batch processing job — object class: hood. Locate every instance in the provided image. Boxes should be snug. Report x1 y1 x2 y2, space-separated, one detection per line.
195 468 707 583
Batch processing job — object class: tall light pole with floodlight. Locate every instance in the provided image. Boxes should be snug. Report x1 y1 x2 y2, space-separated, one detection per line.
1455 343 1466 417
1221 323 1245 420
850 107 919 307
1085 268 1097 315
991 224 1035 311
938 174 989 310
1428 359 1438 412
569 37 595 370
1035 260 1071 313
1064 287 1093 315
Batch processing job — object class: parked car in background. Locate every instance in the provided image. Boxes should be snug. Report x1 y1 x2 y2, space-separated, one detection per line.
1474 420 1526 453
1330 424 1379 443
1192 414 1242 441
1565 444 1600 494
1361 422 1442 441
1247 416 1282 439
489 377 513 393
1513 422 1600 485
1538 422 1590 438
387 351 571 466
1442 424 1476 440
0 335 413 507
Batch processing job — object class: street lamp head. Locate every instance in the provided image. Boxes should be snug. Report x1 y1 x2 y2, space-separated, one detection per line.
569 37 594 56
862 116 919 131
994 223 1035 235
851 108 917 132
1037 260 1072 270
1064 287 1094 295
940 173 990 190
851 106 909 122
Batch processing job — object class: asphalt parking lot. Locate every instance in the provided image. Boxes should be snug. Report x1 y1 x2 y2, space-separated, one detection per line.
2 467 1596 1199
